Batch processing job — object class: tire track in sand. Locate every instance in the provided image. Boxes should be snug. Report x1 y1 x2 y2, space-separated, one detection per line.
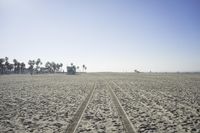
65 83 96 133
107 82 137 133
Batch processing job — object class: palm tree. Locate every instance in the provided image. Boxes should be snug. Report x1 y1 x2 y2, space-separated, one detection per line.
5 57 8 62
20 62 26 74
0 58 5 74
56 63 60 72
8 63 14 73
56 63 63 72
28 60 35 75
17 62 21 73
51 62 56 73
60 63 63 71
82 64 85 72
45 61 51 73
5 57 9 74
13 59 18 73
35 58 42 74
82 65 87 72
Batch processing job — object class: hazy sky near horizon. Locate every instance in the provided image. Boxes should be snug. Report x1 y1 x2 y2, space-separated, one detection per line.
1 0 200 72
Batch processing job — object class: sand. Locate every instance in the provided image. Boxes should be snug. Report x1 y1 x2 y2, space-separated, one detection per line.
0 74 91 133
75 81 126 133
0 73 200 133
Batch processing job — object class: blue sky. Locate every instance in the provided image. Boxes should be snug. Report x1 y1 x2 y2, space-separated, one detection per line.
0 0 200 72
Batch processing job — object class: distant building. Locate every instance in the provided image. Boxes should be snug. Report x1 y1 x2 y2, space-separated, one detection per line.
67 66 76 75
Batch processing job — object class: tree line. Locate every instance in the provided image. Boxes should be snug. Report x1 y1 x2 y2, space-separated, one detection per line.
0 57 87 75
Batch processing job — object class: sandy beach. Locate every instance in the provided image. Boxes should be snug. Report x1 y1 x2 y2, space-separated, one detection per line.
0 73 200 133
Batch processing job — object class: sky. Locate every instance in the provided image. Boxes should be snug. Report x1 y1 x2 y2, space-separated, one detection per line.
0 0 200 72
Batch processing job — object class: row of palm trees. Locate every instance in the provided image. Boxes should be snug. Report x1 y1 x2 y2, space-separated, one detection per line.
0 57 26 74
0 57 87 75
44 61 63 74
70 63 87 73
